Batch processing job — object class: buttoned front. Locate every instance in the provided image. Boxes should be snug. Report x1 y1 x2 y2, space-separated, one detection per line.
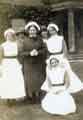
20 35 47 97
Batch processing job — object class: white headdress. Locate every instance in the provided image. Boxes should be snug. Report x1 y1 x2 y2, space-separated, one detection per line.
4 28 15 38
25 21 40 31
47 23 59 32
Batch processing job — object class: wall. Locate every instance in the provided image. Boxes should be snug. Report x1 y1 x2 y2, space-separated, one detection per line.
0 4 12 43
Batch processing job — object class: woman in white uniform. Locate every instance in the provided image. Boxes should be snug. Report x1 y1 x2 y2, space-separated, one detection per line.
0 28 25 100
45 23 83 94
41 55 76 115
46 23 67 57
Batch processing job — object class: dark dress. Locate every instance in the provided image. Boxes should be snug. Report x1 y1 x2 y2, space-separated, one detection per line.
20 36 47 97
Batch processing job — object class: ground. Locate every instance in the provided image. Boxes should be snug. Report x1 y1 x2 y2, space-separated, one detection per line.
0 61 83 120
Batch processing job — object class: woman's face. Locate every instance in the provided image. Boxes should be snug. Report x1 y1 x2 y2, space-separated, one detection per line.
28 26 37 37
50 58 59 68
6 33 16 41
48 27 57 36
41 31 48 39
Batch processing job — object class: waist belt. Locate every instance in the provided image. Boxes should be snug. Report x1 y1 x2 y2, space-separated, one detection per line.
4 56 17 59
49 51 63 55
52 83 64 86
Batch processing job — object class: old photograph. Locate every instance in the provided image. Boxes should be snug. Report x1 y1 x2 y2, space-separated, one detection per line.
0 0 83 120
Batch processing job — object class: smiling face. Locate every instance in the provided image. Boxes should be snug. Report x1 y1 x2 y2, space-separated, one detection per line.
48 27 57 36
28 26 37 37
50 58 59 68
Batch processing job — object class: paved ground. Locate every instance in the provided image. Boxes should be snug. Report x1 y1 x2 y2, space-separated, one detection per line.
0 61 83 120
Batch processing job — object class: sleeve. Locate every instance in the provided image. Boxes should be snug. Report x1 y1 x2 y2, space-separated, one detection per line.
38 41 48 56
41 66 51 92
64 71 70 89
65 67 83 93
62 39 68 57
19 51 30 57
18 38 30 57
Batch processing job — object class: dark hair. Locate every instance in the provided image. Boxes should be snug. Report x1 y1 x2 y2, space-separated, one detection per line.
50 58 59 65
40 25 47 32
27 25 38 31
25 25 40 36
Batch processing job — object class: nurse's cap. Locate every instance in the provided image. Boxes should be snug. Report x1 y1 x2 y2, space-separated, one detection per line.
47 23 59 32
25 21 40 31
4 28 15 38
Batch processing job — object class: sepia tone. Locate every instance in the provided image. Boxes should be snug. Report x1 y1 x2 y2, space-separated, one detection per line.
0 0 83 120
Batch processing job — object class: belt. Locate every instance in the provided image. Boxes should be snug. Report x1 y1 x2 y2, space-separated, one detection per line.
49 51 63 55
4 56 17 59
52 83 64 86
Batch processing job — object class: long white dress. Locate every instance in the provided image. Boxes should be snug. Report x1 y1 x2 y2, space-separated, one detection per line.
0 40 25 99
46 35 83 93
41 34 83 115
41 62 76 115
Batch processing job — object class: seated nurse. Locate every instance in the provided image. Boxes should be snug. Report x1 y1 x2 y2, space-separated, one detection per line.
41 55 77 115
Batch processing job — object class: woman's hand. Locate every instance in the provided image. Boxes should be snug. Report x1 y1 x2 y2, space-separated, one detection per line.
30 49 38 56
49 87 66 94
34 49 38 56
55 90 64 94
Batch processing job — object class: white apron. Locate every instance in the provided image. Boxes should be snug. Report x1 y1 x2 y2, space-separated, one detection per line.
0 41 25 99
46 34 83 93
41 64 76 115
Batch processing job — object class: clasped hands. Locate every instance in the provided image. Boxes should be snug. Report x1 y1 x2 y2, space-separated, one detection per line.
30 49 38 56
49 87 66 94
